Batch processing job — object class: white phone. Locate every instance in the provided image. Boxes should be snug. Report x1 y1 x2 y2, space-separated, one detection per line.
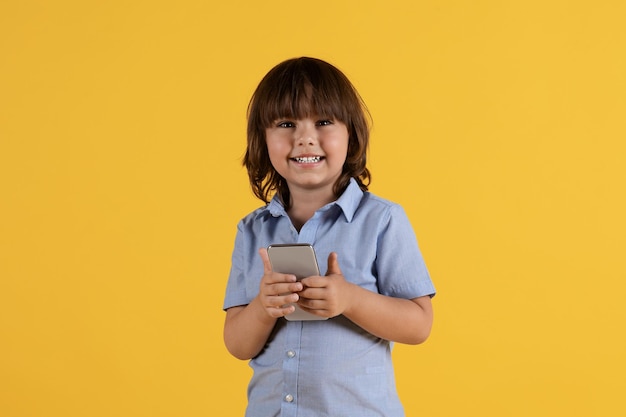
267 244 327 321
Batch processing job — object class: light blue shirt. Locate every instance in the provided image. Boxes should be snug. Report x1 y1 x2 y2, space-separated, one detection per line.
224 178 435 417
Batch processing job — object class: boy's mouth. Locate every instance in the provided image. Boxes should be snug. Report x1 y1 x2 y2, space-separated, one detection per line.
291 156 323 164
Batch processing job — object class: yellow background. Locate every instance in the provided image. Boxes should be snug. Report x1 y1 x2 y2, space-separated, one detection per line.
1 1 625 416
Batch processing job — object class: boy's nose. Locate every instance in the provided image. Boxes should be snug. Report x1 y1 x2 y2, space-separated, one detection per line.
295 124 317 145
296 135 316 146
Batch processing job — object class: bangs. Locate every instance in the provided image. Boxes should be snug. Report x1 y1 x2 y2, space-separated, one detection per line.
252 58 357 128
257 82 349 127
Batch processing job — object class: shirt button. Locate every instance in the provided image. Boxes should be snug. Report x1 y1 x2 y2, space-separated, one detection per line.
286 350 296 358
284 394 294 403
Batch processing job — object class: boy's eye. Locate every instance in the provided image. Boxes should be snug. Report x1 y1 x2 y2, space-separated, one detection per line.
276 121 295 128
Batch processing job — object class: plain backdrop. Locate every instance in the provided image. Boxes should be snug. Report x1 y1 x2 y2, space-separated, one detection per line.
1 1 625 416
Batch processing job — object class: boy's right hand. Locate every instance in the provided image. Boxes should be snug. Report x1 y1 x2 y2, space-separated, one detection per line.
257 248 303 318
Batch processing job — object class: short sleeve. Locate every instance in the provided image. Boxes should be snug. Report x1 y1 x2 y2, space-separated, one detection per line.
374 204 435 299
223 221 251 310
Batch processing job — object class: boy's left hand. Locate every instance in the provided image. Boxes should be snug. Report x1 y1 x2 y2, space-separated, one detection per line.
297 252 355 318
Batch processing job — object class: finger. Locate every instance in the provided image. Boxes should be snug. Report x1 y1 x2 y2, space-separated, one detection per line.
298 297 326 310
264 282 303 297
280 304 296 316
326 252 342 276
266 292 299 308
297 302 327 317
298 287 324 300
258 247 273 274
266 304 296 318
265 293 300 318
300 275 325 288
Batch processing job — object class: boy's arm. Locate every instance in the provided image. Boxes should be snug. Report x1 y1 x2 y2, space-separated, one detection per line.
223 299 277 360
223 248 303 360
343 289 433 345
298 252 433 345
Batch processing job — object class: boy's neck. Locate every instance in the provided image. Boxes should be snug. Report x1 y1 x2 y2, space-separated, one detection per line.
287 187 336 231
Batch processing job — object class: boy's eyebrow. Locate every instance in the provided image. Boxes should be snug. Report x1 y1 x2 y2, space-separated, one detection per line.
270 114 338 122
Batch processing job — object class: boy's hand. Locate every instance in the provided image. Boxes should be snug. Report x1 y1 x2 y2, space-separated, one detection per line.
298 252 355 318
257 248 303 318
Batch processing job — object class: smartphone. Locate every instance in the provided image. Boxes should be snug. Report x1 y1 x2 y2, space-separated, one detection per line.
267 244 327 321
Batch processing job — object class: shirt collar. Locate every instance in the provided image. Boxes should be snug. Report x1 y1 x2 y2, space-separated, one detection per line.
260 178 364 222
333 178 363 222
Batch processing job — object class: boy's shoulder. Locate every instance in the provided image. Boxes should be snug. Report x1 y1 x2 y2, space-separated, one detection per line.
342 190 410 227
239 204 272 222
360 190 404 212
236 201 284 229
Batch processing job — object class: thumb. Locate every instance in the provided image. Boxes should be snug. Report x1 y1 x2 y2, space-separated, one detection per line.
258 247 273 274
326 252 342 276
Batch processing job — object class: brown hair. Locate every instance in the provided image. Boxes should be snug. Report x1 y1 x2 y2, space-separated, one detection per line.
244 57 371 206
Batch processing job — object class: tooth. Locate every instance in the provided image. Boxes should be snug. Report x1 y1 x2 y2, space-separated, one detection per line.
296 156 320 163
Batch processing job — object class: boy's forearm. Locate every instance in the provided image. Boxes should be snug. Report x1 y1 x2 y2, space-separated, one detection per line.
223 297 277 360
343 285 433 345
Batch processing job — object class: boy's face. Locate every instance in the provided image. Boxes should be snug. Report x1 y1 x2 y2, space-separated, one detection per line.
265 116 349 201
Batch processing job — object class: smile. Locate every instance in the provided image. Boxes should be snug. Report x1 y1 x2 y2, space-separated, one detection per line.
292 156 323 163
